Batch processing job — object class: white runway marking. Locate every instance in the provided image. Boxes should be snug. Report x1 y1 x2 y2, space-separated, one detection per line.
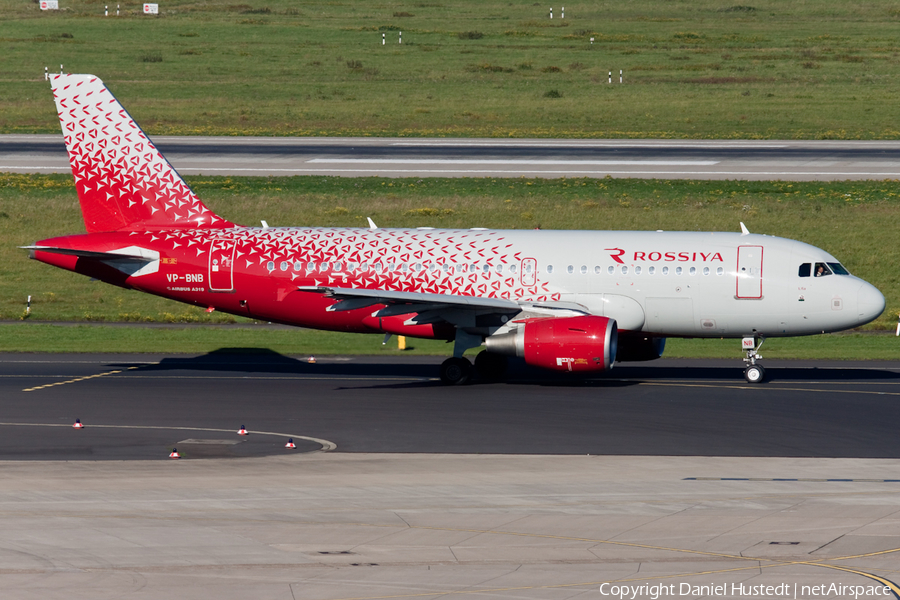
391 142 788 148
0 165 70 170
306 158 721 166
157 166 900 178
6 163 900 180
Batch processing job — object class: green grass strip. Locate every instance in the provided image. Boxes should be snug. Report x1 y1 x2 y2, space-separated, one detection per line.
4 0 900 139
1 323 896 360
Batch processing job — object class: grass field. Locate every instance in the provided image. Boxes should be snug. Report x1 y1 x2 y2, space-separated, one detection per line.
2 173 898 331
2 323 897 361
2 0 900 138
0 323 452 355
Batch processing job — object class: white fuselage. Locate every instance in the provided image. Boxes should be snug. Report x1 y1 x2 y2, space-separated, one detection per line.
512 229 883 337
213 226 884 338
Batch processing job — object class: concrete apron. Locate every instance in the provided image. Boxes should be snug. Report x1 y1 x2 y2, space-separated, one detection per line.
0 454 898 600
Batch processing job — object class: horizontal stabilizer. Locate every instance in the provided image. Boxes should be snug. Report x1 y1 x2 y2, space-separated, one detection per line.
22 245 159 262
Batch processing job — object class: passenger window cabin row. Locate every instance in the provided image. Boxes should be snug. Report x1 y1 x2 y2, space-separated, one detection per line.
266 259 728 278
547 265 726 276
266 260 529 274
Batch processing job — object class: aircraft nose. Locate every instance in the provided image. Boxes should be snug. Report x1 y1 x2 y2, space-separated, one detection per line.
857 282 885 325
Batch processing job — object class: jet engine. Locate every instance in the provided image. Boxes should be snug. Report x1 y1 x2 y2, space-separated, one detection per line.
484 315 617 372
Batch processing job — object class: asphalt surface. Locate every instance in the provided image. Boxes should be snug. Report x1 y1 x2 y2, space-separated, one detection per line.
5 135 900 180
3 352 900 460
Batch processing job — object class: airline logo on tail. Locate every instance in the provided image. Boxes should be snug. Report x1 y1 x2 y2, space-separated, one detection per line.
50 74 231 233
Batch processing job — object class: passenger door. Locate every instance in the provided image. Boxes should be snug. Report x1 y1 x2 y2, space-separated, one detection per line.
208 240 236 292
736 245 763 299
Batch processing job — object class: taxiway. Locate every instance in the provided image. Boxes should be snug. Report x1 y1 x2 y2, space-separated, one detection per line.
2 353 900 599
2 353 899 459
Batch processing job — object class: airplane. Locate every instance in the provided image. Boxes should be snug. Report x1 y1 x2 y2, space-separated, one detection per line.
25 74 886 384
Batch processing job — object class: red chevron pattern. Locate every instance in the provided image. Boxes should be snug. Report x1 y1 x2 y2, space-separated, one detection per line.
129 227 556 301
51 74 230 233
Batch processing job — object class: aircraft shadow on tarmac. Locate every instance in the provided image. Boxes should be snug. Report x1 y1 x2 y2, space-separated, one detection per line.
110 348 900 387
109 348 640 387
113 348 437 379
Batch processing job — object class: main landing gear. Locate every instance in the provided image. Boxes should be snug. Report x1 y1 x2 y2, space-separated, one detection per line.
742 336 766 383
440 357 472 385
439 351 509 385
474 350 508 381
439 330 483 385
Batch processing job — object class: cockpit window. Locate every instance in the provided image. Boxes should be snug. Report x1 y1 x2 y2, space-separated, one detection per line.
814 262 832 277
827 262 850 275
798 263 811 278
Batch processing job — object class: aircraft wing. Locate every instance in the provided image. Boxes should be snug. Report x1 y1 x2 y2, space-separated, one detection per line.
298 285 520 317
297 286 592 332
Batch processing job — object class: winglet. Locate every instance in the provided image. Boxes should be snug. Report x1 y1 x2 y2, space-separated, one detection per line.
367 217 378 230
740 222 750 236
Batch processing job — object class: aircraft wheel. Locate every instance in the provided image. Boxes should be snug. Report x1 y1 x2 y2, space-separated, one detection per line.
743 364 765 384
440 357 472 385
474 351 508 381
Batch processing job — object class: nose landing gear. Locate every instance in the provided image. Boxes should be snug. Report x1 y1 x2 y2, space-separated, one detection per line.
742 336 766 383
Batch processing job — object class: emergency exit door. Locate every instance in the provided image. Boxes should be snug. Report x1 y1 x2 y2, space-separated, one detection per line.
521 258 537 286
208 240 236 292
735 245 763 299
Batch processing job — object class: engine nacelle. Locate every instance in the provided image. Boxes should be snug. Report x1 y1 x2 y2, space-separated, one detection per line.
485 315 617 372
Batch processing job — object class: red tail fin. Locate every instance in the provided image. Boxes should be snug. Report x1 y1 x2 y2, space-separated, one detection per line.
50 74 232 233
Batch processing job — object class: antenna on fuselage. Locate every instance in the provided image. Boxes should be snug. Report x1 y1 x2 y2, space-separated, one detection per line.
260 220 269 229
367 217 378 230
739 222 750 236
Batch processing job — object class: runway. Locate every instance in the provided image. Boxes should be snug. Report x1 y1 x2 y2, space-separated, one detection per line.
4 135 900 180
3 352 900 460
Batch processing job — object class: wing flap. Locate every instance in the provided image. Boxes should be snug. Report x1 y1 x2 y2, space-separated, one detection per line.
298 286 520 313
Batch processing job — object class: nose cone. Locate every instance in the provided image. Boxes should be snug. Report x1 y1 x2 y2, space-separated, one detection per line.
857 282 885 325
